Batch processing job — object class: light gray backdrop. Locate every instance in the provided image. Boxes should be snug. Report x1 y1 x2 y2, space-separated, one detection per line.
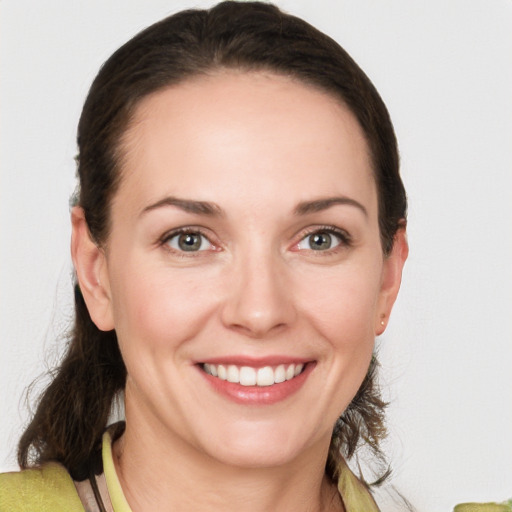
1 1 511 511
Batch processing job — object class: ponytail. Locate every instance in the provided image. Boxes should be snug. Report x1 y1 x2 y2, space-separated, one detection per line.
17 284 125 480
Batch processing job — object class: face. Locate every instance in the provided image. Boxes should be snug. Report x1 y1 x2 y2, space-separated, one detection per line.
78 71 405 469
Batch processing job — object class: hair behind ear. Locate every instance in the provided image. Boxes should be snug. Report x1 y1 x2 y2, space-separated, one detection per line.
18 284 126 480
326 355 388 483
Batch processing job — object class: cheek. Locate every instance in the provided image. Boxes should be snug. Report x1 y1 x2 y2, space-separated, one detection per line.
297 263 382 344
294 259 382 405
109 258 221 354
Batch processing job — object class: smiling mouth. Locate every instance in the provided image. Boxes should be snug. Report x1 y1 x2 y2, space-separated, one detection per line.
201 363 306 387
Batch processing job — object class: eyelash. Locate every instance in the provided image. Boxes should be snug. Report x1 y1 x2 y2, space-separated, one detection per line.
293 225 352 253
158 225 352 256
159 227 218 257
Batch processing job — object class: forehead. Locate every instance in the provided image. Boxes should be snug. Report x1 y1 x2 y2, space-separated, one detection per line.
115 71 377 219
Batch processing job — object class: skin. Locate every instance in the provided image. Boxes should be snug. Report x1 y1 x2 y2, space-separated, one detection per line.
71 71 408 512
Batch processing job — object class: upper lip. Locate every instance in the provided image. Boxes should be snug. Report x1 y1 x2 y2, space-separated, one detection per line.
197 355 313 367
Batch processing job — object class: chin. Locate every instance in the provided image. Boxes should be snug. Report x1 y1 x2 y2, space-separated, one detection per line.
209 443 300 470
197 421 320 470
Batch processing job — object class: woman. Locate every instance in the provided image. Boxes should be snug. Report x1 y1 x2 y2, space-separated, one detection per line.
0 2 408 510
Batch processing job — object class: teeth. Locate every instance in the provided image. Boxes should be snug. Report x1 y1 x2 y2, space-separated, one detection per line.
217 364 227 380
274 364 286 383
202 362 305 387
227 365 239 383
239 366 256 386
257 366 274 386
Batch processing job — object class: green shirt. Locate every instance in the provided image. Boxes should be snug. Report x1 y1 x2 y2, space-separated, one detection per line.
3 433 509 511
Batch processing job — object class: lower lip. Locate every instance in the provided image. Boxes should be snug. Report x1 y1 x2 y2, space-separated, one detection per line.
198 363 315 405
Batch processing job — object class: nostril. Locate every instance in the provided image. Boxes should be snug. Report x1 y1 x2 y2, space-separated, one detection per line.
228 320 288 339
219 260 296 336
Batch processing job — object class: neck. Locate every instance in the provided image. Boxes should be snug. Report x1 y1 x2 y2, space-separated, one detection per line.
113 410 342 512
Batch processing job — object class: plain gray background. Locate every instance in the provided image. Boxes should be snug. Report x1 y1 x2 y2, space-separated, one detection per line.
1 1 511 511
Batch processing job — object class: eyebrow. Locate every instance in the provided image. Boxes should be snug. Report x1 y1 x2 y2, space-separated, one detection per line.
294 196 368 217
140 196 224 217
140 195 367 218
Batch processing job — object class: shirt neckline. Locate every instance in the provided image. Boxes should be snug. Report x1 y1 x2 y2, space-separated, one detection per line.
101 423 379 512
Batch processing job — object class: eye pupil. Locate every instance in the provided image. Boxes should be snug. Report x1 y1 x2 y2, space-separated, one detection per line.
309 232 331 250
178 233 202 251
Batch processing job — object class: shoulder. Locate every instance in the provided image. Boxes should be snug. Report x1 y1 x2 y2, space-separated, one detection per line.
0 463 84 512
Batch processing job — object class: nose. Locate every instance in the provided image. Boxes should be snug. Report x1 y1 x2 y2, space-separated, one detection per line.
220 250 296 338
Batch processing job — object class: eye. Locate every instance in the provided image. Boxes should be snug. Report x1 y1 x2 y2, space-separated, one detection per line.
296 228 348 252
165 231 214 252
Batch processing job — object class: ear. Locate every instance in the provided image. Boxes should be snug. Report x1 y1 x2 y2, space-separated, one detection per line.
71 206 115 331
375 225 408 335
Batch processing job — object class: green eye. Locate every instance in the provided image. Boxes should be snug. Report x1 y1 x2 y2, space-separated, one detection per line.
166 232 212 252
308 232 334 250
297 229 347 251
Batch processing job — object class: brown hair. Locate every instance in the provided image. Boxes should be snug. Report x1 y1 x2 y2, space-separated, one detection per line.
18 0 406 484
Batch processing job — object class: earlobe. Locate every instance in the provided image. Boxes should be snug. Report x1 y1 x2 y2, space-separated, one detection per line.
375 226 408 336
70 206 115 331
